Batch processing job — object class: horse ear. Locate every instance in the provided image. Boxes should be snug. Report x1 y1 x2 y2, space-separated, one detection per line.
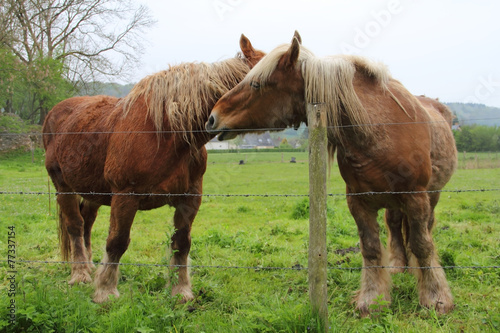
240 34 265 68
293 30 302 45
240 34 254 55
279 36 300 69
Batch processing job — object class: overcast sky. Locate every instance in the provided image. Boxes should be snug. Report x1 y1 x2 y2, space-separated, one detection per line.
131 0 500 108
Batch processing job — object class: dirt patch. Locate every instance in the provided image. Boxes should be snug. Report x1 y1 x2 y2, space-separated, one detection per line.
333 247 360 256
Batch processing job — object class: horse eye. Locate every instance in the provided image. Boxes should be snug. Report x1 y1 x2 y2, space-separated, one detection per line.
250 81 260 89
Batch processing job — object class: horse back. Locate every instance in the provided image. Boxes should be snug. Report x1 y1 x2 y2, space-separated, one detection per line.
415 95 454 127
415 96 458 190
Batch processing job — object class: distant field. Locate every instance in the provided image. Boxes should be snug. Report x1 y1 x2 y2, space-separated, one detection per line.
207 150 500 169
0 149 499 332
457 151 500 169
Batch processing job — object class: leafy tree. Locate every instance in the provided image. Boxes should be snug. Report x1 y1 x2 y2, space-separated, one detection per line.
454 125 500 152
22 56 75 122
279 138 293 149
0 47 21 113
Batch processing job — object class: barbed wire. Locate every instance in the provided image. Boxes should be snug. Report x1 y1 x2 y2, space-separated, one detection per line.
1 117 499 137
0 188 499 198
3 259 499 272
2 125 498 278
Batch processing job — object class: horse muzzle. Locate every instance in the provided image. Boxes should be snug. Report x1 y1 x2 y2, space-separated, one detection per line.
206 113 238 141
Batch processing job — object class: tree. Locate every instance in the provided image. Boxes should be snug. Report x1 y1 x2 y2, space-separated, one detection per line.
0 48 19 113
279 138 293 149
454 125 500 152
0 0 154 124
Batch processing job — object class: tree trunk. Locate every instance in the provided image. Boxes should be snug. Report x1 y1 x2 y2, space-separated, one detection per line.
38 106 48 125
5 98 13 113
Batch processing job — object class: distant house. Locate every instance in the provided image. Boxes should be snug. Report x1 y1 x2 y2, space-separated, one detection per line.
205 138 237 150
240 132 276 149
205 133 277 150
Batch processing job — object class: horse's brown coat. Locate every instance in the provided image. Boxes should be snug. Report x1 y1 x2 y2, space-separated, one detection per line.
43 35 265 303
207 32 457 315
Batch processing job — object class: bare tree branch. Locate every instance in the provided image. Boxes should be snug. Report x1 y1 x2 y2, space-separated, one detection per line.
0 0 154 123
2 0 154 80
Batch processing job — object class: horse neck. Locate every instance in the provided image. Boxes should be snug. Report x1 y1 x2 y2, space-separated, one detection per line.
170 58 251 149
303 56 381 152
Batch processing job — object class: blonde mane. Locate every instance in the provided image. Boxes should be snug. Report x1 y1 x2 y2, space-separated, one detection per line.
244 45 391 145
304 54 390 144
242 44 314 85
121 55 250 145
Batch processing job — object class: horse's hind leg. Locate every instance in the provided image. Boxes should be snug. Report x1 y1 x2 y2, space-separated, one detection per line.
385 209 407 273
58 194 93 284
427 192 440 232
169 184 202 303
80 199 100 269
93 195 138 303
404 192 453 314
348 196 391 316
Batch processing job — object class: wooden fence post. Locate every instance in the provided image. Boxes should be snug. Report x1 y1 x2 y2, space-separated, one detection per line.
307 103 328 331
48 177 51 216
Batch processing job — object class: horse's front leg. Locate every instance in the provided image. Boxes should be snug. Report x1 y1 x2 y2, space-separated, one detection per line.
169 186 202 303
93 195 138 303
348 195 392 317
404 193 454 314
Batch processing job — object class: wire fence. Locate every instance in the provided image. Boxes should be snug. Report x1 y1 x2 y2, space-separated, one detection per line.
1 188 500 198
1 123 499 275
1 117 500 138
2 259 500 272
2 187 499 273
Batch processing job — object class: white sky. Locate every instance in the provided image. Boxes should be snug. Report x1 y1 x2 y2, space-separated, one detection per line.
131 0 500 108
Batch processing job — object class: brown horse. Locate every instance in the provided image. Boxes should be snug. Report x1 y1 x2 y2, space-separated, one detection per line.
206 32 457 315
43 35 265 303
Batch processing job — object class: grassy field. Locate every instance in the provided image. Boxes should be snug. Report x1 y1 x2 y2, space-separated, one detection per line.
0 149 499 332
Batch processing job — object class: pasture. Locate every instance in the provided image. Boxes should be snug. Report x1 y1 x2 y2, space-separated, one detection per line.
0 149 499 332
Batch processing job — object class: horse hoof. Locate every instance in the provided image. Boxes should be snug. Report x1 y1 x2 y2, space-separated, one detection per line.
68 272 92 285
355 300 391 318
435 301 455 314
92 288 120 303
421 297 454 314
356 303 370 318
354 291 391 317
172 285 194 303
419 284 454 314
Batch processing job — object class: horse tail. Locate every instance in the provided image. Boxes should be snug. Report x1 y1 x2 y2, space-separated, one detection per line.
58 204 71 262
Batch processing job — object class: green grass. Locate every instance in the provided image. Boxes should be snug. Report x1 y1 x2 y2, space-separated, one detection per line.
0 149 499 332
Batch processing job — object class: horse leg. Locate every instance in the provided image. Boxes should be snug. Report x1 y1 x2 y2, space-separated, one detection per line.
58 194 93 284
80 199 100 269
404 192 453 314
427 192 440 232
93 195 138 303
348 196 391 316
384 209 407 273
169 187 202 303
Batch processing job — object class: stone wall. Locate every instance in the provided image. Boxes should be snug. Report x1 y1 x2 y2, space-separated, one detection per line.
0 113 42 154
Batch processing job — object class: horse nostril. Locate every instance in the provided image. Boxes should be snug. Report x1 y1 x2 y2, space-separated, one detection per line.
206 115 217 131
